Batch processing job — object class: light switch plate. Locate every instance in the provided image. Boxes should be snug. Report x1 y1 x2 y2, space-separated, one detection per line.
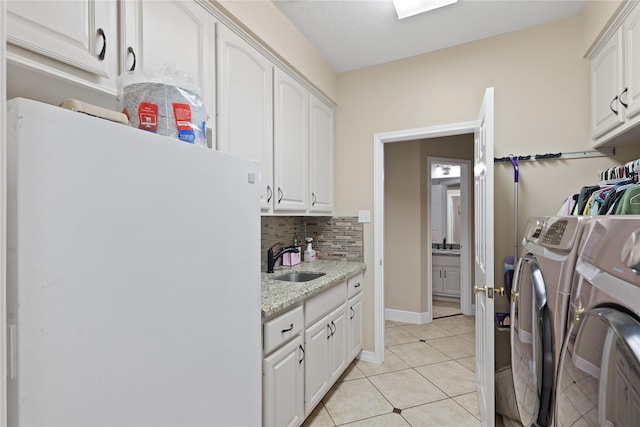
358 210 371 223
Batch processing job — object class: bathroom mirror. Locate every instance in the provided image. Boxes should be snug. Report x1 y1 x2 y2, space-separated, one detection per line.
431 163 461 244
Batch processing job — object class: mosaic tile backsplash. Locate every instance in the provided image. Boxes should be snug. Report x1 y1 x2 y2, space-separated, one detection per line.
261 216 364 271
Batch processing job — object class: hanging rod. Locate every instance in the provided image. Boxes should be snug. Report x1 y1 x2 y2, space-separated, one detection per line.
494 148 615 163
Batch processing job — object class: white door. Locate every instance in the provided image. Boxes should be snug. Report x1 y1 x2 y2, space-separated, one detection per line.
474 87 495 427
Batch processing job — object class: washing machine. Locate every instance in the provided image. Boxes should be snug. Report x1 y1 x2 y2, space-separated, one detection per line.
510 216 590 427
554 216 640 427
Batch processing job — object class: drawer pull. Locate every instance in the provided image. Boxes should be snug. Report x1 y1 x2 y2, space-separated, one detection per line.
350 307 355 320
354 283 361 288
281 323 294 333
330 321 336 336
299 345 305 364
327 324 332 339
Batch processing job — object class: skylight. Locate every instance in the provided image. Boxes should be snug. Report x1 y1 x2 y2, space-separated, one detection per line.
392 0 458 19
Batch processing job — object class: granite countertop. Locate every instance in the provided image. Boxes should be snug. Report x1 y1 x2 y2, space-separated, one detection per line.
432 249 461 256
262 260 366 319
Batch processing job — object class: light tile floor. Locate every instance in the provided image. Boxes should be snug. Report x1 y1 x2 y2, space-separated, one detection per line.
303 304 482 427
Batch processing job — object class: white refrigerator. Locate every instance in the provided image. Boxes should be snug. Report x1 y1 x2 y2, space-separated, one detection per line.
5 98 262 426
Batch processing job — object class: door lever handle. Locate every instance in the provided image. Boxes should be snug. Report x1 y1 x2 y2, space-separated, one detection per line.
474 285 486 293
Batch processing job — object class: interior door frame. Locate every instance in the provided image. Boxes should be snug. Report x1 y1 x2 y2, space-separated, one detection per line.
372 120 479 363
427 156 473 316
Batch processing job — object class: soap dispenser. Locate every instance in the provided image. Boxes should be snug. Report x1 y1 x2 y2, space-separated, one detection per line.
304 237 317 262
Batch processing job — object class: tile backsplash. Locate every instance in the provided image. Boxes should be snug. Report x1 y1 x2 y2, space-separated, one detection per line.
261 216 364 270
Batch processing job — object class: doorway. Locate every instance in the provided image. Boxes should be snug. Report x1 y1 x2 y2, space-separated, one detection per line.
428 156 473 319
372 121 478 363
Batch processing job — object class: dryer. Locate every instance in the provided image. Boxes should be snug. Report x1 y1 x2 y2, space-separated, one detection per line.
510 216 590 427
554 216 640 427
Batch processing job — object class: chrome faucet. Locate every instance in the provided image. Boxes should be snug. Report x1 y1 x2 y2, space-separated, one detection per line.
267 242 300 273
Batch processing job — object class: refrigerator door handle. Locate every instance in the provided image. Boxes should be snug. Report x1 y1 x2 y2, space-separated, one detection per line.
8 324 17 379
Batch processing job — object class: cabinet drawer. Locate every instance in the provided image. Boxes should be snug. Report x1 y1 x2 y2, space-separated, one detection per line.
305 282 347 325
433 255 460 267
264 306 304 354
347 273 364 298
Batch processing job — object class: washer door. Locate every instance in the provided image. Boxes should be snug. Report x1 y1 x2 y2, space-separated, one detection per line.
511 255 555 426
556 306 640 427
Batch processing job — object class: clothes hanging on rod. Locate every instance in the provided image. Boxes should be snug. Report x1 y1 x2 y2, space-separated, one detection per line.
559 156 640 216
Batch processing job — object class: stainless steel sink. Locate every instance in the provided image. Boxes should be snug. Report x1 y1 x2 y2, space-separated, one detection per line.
274 272 326 282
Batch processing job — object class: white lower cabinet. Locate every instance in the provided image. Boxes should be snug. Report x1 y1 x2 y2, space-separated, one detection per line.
348 293 363 360
263 334 304 427
263 273 363 426
303 312 332 414
432 255 461 297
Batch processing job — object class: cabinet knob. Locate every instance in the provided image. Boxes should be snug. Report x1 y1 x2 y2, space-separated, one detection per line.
97 28 106 61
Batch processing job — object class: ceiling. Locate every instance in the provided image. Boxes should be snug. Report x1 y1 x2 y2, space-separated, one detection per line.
273 0 588 73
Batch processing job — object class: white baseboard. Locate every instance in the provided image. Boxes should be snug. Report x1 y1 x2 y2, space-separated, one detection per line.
385 308 432 324
357 350 379 363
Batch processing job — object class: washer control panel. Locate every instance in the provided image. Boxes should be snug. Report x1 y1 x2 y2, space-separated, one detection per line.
542 219 568 246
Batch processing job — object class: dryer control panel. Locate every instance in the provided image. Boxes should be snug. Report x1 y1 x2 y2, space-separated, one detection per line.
541 219 568 246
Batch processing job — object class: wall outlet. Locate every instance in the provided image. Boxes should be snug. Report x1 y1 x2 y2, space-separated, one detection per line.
358 210 371 223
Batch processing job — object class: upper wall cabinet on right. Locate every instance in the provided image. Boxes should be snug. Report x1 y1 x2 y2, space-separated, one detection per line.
589 1 640 147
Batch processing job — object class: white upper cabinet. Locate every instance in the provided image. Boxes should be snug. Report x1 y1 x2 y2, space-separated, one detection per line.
274 68 309 212
309 94 334 214
121 0 216 127
6 0 118 86
591 29 624 139
589 1 640 146
624 6 640 120
217 25 274 212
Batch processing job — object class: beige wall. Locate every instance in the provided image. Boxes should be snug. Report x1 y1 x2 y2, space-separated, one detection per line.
213 0 338 101
580 0 624 54
384 141 423 313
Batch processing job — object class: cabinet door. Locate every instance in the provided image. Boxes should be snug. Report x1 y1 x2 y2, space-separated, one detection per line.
625 5 640 120
263 335 304 427
304 316 330 415
121 0 216 126
7 0 117 81
274 68 309 212
217 25 274 211
592 28 625 139
432 267 444 294
348 293 363 360
328 303 348 384
443 267 461 296
309 94 333 214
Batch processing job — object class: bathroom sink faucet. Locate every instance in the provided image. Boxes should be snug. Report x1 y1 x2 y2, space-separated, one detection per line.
267 243 300 273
